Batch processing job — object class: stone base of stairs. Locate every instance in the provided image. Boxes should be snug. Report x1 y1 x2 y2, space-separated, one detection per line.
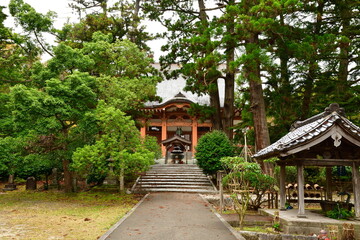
132 164 217 194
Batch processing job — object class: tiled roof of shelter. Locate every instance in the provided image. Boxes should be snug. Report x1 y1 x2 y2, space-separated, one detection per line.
253 103 360 160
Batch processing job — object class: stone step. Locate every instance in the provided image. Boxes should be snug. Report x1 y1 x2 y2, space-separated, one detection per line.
138 184 213 189
144 173 205 176
132 164 217 194
150 166 201 169
146 168 203 171
141 176 209 180
136 188 217 193
145 171 204 175
139 179 210 182
149 169 200 171
147 168 203 170
137 181 212 186
149 166 201 168
151 164 198 167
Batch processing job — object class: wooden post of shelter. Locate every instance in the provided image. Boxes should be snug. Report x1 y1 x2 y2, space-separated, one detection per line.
352 162 360 219
297 163 306 218
326 167 332 201
279 164 286 210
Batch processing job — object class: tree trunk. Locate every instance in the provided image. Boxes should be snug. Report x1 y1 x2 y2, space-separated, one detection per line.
197 0 224 131
276 11 293 124
62 159 73 193
337 1 350 95
301 62 317 120
209 88 223 130
301 0 324 119
224 73 234 139
223 1 235 139
246 33 272 175
8 174 14 184
119 167 125 192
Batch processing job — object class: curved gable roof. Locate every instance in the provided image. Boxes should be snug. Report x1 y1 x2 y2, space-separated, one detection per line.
144 91 197 110
254 103 360 160
161 135 192 145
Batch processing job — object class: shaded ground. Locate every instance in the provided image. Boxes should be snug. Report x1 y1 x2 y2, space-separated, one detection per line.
0 183 141 240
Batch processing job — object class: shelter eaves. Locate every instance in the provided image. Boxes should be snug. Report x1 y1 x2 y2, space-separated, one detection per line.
253 103 360 160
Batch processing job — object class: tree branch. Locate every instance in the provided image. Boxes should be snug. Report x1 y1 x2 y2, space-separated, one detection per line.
34 31 54 57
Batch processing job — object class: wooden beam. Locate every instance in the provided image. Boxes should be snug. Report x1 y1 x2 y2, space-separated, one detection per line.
166 121 193 127
146 122 162 127
277 158 360 167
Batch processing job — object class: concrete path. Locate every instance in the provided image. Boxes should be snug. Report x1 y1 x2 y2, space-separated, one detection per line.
104 193 240 240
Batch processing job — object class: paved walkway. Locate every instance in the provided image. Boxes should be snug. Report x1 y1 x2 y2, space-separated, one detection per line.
104 193 240 240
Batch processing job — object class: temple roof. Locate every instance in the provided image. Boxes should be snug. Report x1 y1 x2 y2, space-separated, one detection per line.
253 103 360 160
145 91 195 108
145 63 225 108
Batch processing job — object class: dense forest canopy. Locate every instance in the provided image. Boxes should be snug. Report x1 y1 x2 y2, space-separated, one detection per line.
0 0 359 185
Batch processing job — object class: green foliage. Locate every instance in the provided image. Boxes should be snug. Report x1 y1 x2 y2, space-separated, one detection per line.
0 137 24 177
83 32 161 111
274 166 298 185
221 157 276 211
272 222 281 232
305 167 326 186
65 0 153 50
0 1 159 189
9 0 55 33
47 43 95 74
195 130 235 175
71 104 154 185
17 154 59 179
142 135 162 160
187 103 215 123
326 207 354 220
9 0 56 56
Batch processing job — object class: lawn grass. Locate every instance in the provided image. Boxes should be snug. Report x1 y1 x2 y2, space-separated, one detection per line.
0 184 142 240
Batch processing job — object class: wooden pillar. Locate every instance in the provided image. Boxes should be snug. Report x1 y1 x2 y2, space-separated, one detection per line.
352 162 360 219
140 126 146 138
297 164 306 218
279 164 286 211
164 145 169 164
161 118 167 157
140 119 146 138
191 118 198 154
326 167 332 201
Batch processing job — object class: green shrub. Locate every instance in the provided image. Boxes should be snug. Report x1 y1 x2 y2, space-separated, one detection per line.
195 130 234 175
326 207 354 220
142 135 162 159
221 157 276 210
274 165 297 184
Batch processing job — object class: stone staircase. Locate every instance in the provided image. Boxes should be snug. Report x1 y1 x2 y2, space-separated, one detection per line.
131 164 217 193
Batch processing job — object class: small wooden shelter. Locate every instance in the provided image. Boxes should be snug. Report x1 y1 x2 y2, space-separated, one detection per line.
254 103 360 218
161 134 192 164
